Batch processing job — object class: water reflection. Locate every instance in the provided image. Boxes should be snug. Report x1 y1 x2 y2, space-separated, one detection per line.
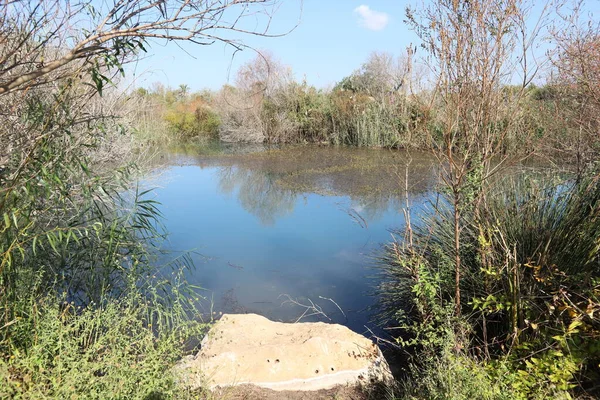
150 144 439 334
216 166 296 225
182 145 441 225
345 195 400 223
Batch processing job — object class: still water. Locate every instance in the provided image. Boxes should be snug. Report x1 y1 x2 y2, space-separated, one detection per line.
150 144 438 335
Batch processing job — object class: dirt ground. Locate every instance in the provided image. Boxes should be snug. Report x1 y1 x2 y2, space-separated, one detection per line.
209 383 393 400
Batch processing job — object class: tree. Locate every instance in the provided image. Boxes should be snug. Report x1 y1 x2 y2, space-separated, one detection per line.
349 52 407 99
216 51 295 142
0 0 297 181
177 84 190 99
549 3 600 177
234 50 293 97
407 0 548 316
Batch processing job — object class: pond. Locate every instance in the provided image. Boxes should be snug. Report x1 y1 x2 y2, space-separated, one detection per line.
149 144 439 336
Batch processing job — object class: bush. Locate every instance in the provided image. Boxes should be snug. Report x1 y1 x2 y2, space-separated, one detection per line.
401 349 575 400
0 289 207 399
1 59 209 399
375 174 600 398
163 99 221 139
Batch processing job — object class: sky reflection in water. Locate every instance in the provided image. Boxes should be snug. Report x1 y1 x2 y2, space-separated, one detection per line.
152 146 437 335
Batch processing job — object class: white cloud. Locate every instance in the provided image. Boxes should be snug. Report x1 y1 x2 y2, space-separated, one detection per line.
354 5 390 31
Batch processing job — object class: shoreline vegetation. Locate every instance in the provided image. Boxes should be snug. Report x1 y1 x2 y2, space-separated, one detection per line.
132 46 597 174
1 0 600 399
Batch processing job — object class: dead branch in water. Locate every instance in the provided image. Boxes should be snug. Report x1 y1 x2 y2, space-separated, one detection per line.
279 294 348 323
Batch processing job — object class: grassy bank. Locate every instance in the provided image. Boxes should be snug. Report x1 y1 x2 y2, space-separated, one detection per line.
375 175 600 399
0 2 248 397
0 78 210 397
1 290 207 399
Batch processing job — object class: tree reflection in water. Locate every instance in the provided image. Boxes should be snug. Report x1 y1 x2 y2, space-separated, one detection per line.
217 166 297 225
206 146 438 226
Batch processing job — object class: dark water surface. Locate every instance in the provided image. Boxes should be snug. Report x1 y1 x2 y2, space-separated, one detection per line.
149 144 438 335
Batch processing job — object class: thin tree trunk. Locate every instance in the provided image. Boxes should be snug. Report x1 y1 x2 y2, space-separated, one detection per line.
454 192 461 316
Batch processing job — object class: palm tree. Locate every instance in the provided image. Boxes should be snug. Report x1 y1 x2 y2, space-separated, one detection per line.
178 84 190 99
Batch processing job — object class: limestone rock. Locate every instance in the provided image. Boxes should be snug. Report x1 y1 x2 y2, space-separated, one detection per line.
176 313 392 392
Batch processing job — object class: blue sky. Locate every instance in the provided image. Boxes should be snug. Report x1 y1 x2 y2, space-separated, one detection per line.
127 0 600 92
129 1 417 91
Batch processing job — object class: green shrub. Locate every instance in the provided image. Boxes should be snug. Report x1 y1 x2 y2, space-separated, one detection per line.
164 102 221 139
400 349 575 400
1 66 209 399
286 82 333 143
0 289 207 399
376 175 600 398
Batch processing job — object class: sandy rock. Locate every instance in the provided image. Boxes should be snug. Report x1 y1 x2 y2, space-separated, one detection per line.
176 313 392 392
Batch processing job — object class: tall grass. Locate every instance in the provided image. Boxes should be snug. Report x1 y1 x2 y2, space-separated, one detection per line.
0 65 208 397
330 101 404 148
375 174 600 398
1 285 207 399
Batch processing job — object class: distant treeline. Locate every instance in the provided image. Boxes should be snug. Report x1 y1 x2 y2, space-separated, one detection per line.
132 48 599 171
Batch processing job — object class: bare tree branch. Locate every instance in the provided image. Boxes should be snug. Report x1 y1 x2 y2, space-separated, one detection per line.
0 0 300 95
